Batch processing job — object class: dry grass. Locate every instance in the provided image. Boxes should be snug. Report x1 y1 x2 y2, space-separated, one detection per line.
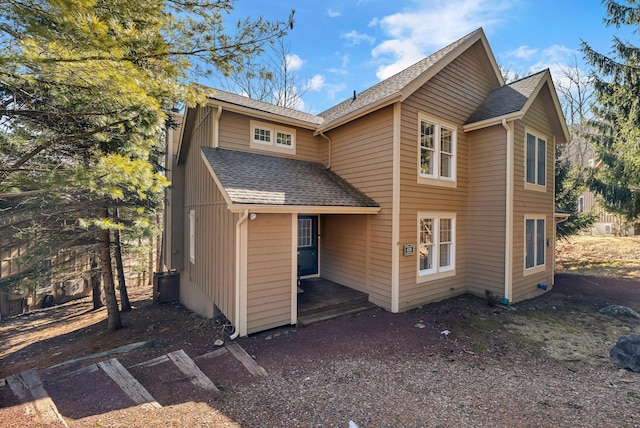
556 235 640 278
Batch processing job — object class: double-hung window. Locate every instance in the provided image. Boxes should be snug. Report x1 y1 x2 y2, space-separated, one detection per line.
525 130 546 189
418 213 456 279
524 215 545 273
250 120 296 154
418 113 456 185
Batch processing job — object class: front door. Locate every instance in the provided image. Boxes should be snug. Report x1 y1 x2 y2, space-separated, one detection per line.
297 215 318 276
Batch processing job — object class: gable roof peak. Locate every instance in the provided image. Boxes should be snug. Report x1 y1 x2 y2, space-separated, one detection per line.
316 28 494 131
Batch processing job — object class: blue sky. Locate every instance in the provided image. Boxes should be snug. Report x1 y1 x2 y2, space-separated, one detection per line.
209 0 635 114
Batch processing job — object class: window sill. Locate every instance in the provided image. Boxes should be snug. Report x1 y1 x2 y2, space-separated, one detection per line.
524 182 546 192
523 264 545 276
417 176 457 188
417 269 456 283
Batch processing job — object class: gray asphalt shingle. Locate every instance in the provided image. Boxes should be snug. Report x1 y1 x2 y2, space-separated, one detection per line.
465 70 547 124
201 147 379 207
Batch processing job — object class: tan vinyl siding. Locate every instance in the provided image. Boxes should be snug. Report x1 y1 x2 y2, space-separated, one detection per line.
182 106 236 320
320 215 367 292
511 86 556 301
218 111 327 163
326 107 394 309
397 43 499 310
466 125 506 297
246 213 292 334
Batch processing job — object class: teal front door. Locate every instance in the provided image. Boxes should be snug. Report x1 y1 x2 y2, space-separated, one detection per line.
297 215 318 276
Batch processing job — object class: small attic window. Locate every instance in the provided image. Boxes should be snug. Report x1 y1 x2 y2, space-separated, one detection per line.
250 120 296 154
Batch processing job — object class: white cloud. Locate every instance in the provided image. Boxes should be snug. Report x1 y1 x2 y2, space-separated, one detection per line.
285 54 304 71
327 8 340 18
307 74 326 91
370 0 512 79
509 45 538 60
341 54 349 68
342 30 375 46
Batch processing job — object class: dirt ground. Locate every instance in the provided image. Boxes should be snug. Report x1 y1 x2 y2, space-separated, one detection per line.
1 235 639 427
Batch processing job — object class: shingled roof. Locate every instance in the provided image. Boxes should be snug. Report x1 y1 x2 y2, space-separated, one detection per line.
206 88 323 126
465 70 548 124
201 147 379 209
318 28 485 127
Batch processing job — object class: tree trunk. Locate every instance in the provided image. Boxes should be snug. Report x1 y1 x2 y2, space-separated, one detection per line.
112 207 131 312
90 254 103 310
113 227 131 312
99 207 122 332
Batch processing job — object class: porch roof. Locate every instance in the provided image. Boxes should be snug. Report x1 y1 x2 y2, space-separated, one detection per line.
201 147 380 213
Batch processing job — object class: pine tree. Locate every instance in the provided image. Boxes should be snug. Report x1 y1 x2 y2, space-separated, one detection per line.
581 0 640 221
1 0 292 331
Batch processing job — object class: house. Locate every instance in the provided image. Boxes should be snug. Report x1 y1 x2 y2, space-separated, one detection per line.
578 191 638 236
163 28 570 337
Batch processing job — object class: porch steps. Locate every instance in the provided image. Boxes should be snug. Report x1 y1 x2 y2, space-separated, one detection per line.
297 299 377 328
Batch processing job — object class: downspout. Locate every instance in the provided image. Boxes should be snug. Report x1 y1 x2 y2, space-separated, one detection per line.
230 209 249 340
501 118 513 304
319 131 332 169
213 105 223 148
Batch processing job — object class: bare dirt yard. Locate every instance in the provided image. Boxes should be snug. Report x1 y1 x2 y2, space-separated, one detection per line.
1 235 639 427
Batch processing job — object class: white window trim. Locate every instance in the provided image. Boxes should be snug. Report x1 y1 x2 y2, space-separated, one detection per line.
250 120 296 154
524 214 546 276
189 209 196 265
417 113 457 187
524 127 547 192
417 212 456 283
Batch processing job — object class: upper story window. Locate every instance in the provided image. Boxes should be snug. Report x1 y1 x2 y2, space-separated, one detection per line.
525 129 546 190
418 113 456 187
250 120 296 154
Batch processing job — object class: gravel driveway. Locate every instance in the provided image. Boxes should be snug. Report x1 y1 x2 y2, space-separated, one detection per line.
1 274 639 427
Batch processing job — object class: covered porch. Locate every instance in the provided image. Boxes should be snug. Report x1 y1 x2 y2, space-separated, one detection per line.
296 278 377 327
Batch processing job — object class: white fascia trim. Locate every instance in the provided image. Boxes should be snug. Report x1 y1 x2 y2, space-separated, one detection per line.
207 99 319 130
391 102 401 313
315 94 402 134
463 112 523 132
228 205 381 215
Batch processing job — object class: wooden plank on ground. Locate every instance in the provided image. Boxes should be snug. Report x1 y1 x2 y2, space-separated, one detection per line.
128 354 170 369
167 350 219 392
98 358 161 410
49 364 99 384
193 347 228 361
227 343 268 377
7 369 68 427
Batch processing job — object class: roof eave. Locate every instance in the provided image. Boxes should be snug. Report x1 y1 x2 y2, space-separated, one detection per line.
315 93 402 134
228 204 381 214
462 111 524 132
206 98 321 130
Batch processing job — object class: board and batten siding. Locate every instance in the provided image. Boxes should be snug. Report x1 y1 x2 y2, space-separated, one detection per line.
511 87 556 302
246 213 293 334
326 106 394 309
320 215 368 292
217 110 327 164
396 42 500 310
466 125 507 297
182 106 237 320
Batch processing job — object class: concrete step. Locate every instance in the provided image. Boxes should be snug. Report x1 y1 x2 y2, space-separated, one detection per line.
297 300 377 327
